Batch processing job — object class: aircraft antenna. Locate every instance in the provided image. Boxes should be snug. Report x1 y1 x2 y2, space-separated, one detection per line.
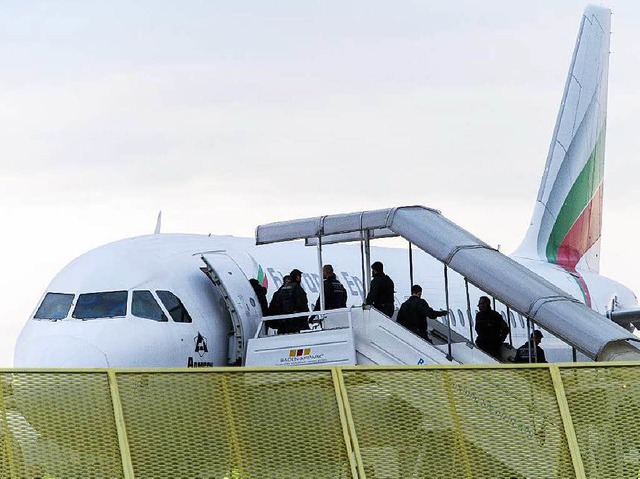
154 211 162 234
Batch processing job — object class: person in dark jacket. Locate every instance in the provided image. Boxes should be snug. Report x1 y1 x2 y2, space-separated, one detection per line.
249 278 269 316
314 265 348 311
474 295 510 359
396 285 448 341
366 261 395 317
515 330 547 363
272 269 309 334
268 275 290 316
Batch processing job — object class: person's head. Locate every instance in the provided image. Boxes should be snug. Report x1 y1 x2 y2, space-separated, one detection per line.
371 261 384 274
531 329 544 345
411 284 422 297
478 296 491 312
322 264 334 279
282 275 291 285
289 269 303 283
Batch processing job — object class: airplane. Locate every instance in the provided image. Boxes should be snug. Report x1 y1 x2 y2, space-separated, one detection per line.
13 4 639 368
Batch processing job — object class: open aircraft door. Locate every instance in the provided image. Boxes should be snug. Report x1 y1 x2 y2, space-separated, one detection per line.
201 253 263 365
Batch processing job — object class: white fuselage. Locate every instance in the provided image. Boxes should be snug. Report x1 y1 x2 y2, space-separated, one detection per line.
14 233 637 367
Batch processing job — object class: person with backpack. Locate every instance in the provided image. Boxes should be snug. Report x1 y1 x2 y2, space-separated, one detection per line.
271 269 309 334
514 330 547 363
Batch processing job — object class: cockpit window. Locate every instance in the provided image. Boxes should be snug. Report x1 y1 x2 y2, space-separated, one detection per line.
34 293 74 320
157 291 192 323
132 291 167 322
73 291 128 319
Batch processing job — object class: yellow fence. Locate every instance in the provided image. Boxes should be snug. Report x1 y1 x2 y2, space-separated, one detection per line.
1 363 639 478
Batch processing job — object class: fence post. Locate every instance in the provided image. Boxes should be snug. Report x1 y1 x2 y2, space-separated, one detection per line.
108 371 136 479
549 365 586 479
332 368 361 479
0 374 18 479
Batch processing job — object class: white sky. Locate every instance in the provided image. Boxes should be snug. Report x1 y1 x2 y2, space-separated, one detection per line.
1 1 640 366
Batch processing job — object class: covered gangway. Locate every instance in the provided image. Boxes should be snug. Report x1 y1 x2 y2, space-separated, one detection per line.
256 205 640 361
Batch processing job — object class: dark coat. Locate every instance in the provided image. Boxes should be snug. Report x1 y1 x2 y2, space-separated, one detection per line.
249 279 269 316
271 281 309 333
396 296 445 341
267 285 285 316
515 341 547 363
277 282 309 314
475 309 510 358
314 273 348 311
366 272 395 317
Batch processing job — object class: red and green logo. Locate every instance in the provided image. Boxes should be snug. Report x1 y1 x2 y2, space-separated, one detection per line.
256 264 268 289
545 128 605 306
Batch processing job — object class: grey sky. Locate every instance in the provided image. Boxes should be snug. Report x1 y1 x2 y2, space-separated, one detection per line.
2 1 640 365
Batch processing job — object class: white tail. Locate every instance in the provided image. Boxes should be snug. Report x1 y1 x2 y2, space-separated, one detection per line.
514 5 610 276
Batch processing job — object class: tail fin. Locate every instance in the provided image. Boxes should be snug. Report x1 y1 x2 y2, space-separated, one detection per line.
514 5 610 274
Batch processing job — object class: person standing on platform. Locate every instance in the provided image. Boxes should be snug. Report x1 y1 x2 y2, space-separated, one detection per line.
273 269 309 334
314 264 348 311
249 278 269 316
267 275 290 316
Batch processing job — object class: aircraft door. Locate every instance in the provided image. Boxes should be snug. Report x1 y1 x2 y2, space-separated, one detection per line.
201 253 263 365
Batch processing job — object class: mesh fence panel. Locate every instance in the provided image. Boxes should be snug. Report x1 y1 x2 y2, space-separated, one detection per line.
116 369 353 479
560 365 640 479
341 367 576 479
1 372 123 479
6 366 640 478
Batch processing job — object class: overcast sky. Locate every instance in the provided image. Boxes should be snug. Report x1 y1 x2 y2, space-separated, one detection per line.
2 1 640 366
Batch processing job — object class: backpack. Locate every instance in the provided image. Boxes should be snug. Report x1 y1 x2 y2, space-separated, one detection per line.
278 284 296 314
515 342 535 363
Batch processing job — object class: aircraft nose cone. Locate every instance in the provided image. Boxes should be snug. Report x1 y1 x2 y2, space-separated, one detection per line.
14 335 109 368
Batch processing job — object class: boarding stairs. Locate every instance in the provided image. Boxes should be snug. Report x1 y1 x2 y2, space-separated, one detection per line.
253 206 640 362
245 307 495 366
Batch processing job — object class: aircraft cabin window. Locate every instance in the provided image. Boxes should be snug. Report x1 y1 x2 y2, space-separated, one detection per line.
132 291 168 322
449 310 456 327
157 291 192 323
34 292 74 320
518 313 525 329
457 309 465 327
73 291 127 319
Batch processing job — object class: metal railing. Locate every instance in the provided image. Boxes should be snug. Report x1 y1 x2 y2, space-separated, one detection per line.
254 307 353 338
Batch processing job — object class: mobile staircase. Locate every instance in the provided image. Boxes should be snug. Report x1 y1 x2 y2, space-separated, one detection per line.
245 206 640 367
245 306 494 366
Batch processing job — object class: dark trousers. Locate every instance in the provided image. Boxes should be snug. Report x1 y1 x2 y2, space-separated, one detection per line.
414 328 431 343
279 316 310 334
476 337 501 359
